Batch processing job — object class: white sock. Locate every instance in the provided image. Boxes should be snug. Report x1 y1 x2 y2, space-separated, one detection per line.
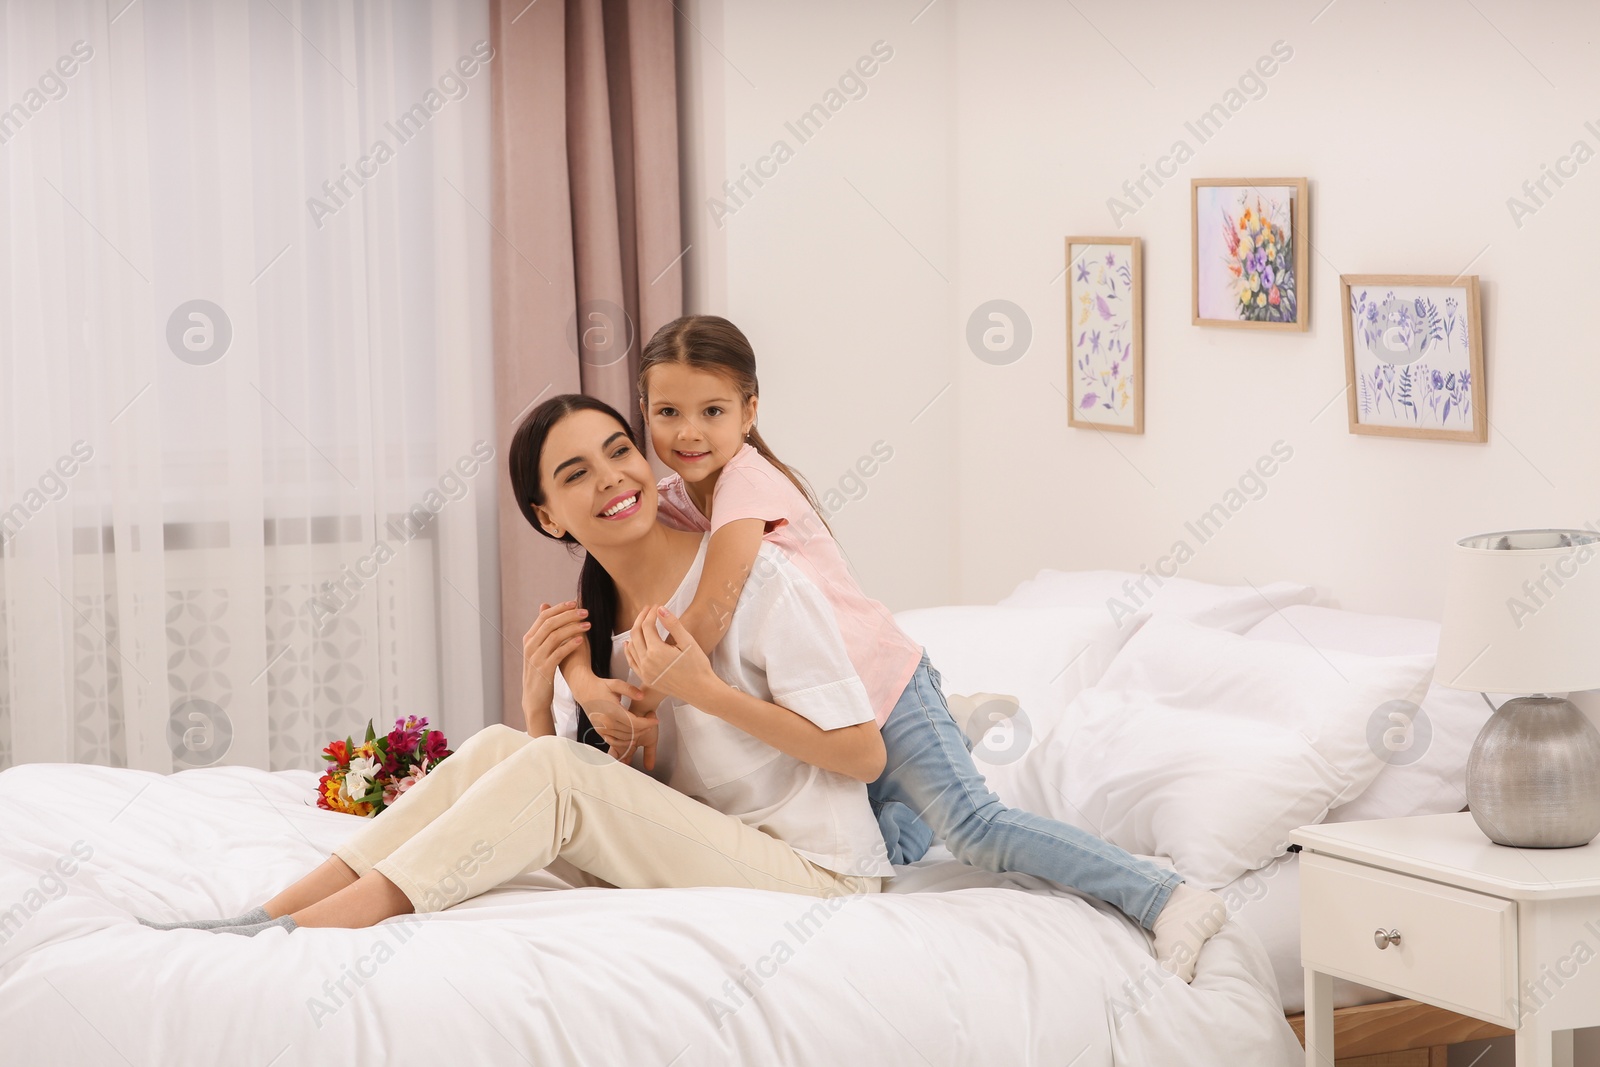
1150 884 1228 983
212 914 298 937
137 905 270 931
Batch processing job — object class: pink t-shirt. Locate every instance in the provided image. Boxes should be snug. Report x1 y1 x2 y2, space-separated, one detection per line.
655 444 922 726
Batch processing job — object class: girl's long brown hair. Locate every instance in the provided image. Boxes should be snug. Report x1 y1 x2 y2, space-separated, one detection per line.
637 315 831 536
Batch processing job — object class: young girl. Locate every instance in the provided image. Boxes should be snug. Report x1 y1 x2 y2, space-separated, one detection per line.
560 315 1228 982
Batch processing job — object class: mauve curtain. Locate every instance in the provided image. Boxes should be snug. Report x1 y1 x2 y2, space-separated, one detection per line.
488 0 684 724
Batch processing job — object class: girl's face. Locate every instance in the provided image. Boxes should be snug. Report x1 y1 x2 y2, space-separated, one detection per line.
533 408 658 550
641 362 757 486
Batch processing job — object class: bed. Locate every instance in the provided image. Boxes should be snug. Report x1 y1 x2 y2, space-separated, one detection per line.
0 569 1490 1065
0 760 1300 1066
906 570 1513 1066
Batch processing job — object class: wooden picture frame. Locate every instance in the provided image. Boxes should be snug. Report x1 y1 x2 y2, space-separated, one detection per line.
1191 177 1310 331
1340 274 1486 443
1065 235 1143 434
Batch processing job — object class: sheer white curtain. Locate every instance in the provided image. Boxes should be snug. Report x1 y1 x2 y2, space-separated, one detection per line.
0 0 499 773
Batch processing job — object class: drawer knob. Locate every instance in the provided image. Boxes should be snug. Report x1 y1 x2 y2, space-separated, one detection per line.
1373 928 1401 950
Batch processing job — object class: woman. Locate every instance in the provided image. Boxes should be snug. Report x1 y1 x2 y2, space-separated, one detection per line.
137 395 892 935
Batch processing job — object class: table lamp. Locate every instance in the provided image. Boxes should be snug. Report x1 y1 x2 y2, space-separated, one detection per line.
1436 528 1600 848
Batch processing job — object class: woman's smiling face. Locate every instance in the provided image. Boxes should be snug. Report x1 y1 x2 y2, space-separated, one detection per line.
533 408 657 549
642 362 756 486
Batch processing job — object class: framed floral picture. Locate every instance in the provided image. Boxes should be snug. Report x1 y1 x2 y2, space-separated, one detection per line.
1191 178 1309 331
1066 235 1142 433
1341 274 1486 442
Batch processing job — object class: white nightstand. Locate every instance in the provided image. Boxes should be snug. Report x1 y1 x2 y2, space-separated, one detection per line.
1292 812 1600 1067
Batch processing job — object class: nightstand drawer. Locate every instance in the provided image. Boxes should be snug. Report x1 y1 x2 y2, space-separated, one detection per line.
1300 853 1517 1026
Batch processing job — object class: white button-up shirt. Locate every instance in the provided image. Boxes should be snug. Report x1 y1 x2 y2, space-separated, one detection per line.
554 535 893 879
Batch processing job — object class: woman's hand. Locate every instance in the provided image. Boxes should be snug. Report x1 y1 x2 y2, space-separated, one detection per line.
522 601 590 732
623 605 720 709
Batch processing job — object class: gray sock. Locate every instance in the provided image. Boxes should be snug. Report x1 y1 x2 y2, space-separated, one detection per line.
137 905 270 931
213 914 298 937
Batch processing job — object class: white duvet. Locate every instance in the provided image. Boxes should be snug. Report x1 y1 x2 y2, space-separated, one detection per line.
0 761 1302 1066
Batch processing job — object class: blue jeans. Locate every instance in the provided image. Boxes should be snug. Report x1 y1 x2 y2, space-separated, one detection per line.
868 653 1181 930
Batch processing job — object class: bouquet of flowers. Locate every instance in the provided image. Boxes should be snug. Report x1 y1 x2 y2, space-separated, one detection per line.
1222 198 1296 324
317 716 453 817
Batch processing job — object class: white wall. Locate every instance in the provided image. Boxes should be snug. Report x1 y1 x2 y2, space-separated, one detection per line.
678 0 958 611
685 0 1600 625
950 0 1600 626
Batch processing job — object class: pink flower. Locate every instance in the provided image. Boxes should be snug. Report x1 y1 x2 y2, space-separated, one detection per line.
382 766 425 807
388 717 425 757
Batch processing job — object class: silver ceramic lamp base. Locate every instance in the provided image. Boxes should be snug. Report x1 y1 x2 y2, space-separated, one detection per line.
1466 695 1600 848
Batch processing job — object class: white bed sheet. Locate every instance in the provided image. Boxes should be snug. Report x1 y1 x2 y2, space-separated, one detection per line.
0 762 1303 1066
1223 853 1393 1014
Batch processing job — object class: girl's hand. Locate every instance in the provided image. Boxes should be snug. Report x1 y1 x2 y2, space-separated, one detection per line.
593 684 667 768
623 605 719 708
630 686 667 716
522 601 590 727
598 708 660 769
581 680 659 769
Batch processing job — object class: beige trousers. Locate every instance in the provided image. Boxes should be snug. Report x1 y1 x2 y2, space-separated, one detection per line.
331 724 881 913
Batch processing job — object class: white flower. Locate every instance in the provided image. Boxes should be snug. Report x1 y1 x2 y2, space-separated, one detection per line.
343 755 381 800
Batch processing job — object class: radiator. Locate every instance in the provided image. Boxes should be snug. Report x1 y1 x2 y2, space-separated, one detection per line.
0 515 440 773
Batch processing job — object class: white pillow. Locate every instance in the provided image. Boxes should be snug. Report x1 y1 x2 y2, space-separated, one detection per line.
1003 614 1436 888
999 568 1317 632
1243 604 1501 823
1243 603 1439 657
892 605 1144 762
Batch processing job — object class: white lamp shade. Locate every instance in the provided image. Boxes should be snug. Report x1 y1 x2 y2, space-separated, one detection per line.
1437 528 1600 694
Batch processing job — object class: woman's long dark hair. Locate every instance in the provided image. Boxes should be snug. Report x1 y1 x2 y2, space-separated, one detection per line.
508 393 632 749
